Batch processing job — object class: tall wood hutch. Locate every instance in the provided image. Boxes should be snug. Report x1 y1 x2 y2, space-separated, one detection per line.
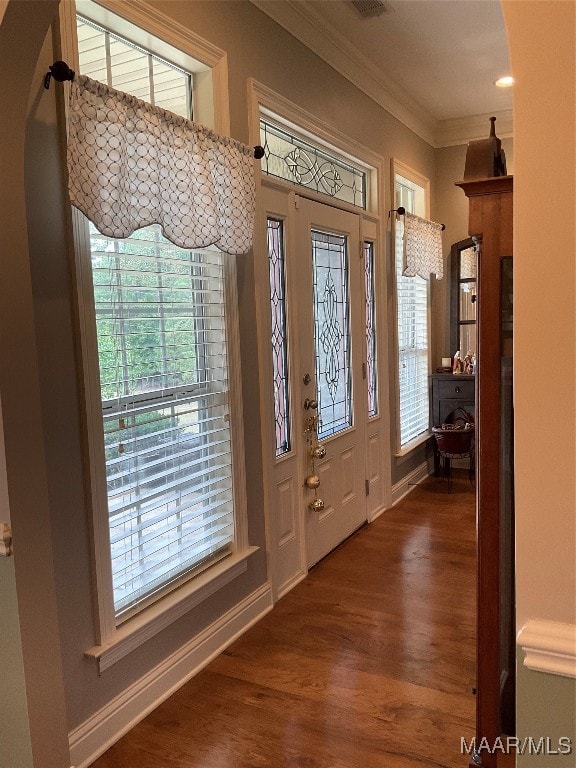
456 175 514 767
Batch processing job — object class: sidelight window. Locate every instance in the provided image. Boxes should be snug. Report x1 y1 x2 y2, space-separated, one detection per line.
364 241 378 418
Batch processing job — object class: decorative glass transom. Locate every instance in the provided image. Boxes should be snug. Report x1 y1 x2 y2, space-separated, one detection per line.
364 241 378 417
260 119 366 209
267 219 291 456
311 230 352 439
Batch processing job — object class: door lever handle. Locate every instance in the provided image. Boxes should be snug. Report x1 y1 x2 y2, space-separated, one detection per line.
304 398 318 410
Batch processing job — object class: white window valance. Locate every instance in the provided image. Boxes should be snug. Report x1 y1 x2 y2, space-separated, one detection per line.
402 211 444 280
67 74 256 255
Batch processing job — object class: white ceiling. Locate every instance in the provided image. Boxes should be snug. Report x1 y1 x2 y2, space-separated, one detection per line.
251 0 513 147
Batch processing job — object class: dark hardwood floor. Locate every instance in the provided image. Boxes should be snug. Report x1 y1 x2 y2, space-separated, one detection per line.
91 473 477 768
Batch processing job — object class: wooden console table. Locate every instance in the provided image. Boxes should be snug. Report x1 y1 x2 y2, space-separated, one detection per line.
430 373 475 475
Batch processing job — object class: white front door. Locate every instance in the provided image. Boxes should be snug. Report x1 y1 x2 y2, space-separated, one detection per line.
295 197 367 568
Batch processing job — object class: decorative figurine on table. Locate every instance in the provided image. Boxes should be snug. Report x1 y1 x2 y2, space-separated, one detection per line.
453 350 461 374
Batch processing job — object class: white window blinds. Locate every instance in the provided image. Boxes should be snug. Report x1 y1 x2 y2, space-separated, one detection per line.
92 225 234 618
395 176 430 447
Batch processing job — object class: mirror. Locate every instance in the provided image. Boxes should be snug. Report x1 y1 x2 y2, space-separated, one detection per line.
450 237 478 360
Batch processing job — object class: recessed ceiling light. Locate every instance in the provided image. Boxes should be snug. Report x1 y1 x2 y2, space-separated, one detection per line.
495 76 515 88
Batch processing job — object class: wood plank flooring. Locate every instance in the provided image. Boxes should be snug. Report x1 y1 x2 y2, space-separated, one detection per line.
91 473 477 768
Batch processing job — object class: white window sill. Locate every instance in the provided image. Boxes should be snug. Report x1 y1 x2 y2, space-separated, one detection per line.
394 431 431 461
86 546 259 673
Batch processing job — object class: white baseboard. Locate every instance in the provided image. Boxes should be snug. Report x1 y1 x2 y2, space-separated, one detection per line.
368 503 389 523
69 583 273 768
391 461 430 506
277 569 307 600
517 619 576 679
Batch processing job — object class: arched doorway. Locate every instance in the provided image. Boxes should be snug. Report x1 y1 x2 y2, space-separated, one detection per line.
0 3 70 766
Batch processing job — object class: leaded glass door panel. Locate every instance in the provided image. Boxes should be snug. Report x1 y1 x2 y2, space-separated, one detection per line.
311 230 353 439
296 197 367 568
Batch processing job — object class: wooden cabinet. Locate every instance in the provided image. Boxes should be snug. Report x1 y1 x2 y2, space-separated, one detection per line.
430 373 475 426
456 176 514 768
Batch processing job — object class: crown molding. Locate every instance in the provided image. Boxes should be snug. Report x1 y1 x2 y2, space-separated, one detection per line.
435 109 513 148
250 0 513 149
250 0 437 145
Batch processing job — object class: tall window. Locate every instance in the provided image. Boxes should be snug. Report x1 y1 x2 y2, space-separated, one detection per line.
395 172 430 448
77 15 239 622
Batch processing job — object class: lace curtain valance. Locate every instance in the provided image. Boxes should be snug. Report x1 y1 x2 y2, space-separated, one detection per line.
402 211 444 280
460 245 477 279
67 74 256 255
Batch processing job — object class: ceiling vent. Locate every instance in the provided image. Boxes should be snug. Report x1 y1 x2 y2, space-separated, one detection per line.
349 0 389 19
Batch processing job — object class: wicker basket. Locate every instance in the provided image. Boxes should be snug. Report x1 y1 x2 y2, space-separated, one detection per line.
432 425 475 454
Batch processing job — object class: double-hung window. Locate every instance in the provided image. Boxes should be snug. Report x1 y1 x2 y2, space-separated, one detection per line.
394 167 430 450
74 10 246 630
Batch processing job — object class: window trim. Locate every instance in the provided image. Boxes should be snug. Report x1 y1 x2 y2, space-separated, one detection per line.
86 546 258 673
395 432 431 460
248 79 382 215
60 0 254 658
65 0 231 134
391 158 432 455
